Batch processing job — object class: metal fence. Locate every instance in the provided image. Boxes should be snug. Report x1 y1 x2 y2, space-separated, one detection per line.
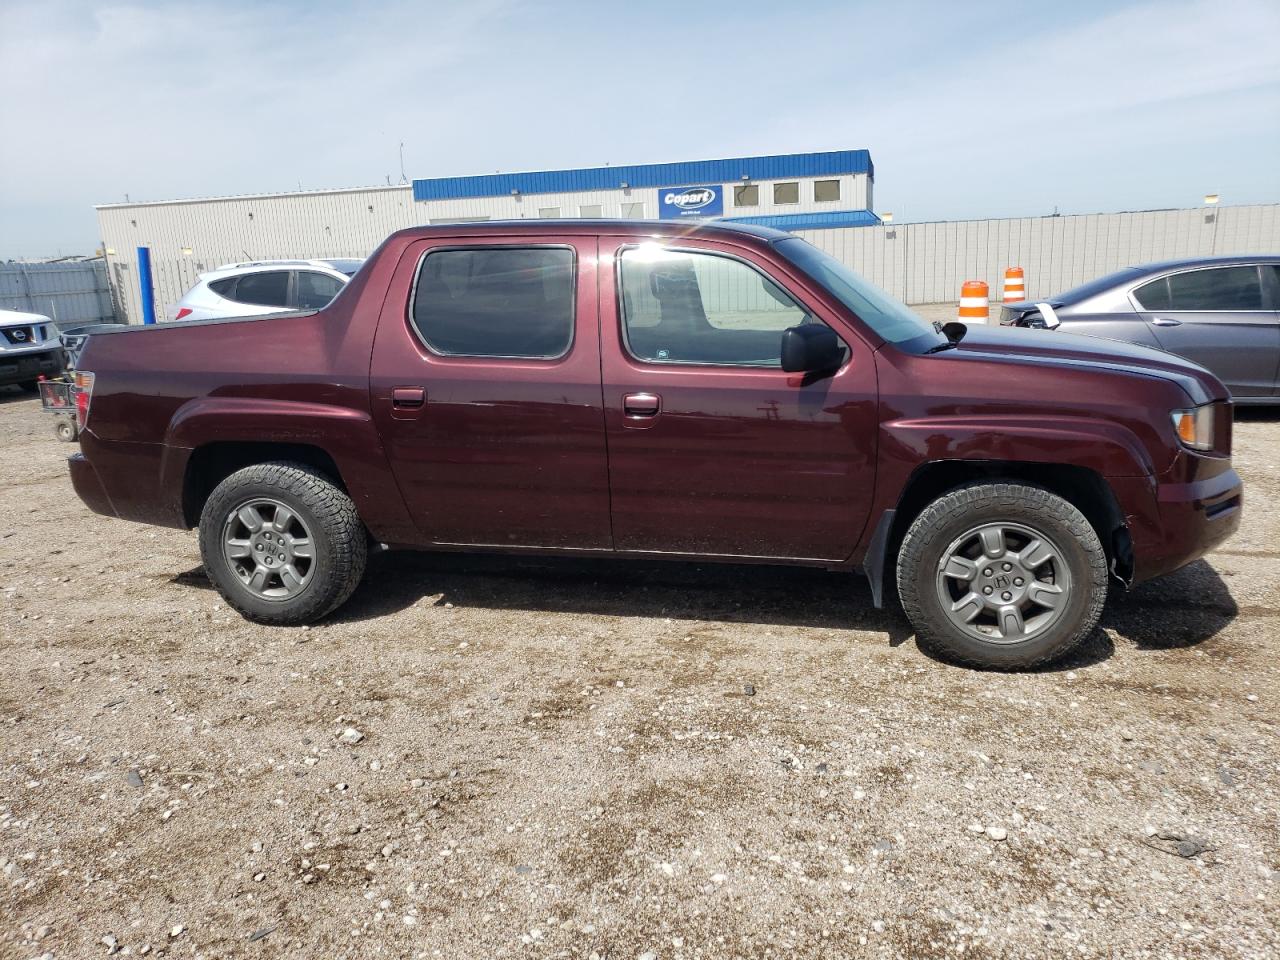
796 203 1279 305
0 260 117 329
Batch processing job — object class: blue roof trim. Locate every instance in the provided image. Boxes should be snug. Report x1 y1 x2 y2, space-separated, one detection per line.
720 209 882 231
412 150 873 202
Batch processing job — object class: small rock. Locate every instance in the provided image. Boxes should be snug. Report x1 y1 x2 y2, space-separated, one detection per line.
253 872 266 882
1246 694 1258 702
515 864 533 875
743 683 756 697
985 826 1008 841
170 924 185 938
966 822 985 834
102 933 119 954
873 838 894 852
1217 767 1236 786
1120 730 1134 742
639 953 657 960
247 925 277 942
1175 837 1209 858
126 770 143 789
340 727 365 745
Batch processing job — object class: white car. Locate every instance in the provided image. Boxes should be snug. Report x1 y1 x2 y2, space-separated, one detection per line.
0 308 63 390
165 258 363 322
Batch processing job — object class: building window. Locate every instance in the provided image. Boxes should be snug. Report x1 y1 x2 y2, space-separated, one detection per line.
410 247 575 359
620 202 645 219
774 182 800 205
814 179 841 202
538 207 560 219
734 184 759 207
579 204 603 218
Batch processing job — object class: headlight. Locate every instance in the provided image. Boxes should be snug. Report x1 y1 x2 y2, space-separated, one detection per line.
1171 406 1214 451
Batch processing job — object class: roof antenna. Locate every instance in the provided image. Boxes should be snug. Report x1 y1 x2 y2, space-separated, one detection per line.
399 142 407 184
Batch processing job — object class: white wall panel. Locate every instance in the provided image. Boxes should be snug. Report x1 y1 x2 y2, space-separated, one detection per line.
99 195 1280 322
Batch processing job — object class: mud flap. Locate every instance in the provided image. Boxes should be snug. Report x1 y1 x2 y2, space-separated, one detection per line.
862 509 896 608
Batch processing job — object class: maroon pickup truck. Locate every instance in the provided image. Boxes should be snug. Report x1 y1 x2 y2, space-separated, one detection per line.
67 221 1242 669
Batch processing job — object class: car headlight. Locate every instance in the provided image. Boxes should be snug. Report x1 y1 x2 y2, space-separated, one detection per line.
1171 406 1214 451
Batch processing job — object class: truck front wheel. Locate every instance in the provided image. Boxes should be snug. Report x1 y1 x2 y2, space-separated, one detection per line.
896 482 1108 670
198 461 368 625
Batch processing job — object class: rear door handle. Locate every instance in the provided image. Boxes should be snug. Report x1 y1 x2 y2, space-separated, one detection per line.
1151 318 1182 327
392 386 426 408
623 392 661 417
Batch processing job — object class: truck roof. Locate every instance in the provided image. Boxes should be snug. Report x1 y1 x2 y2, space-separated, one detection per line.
384 219 793 244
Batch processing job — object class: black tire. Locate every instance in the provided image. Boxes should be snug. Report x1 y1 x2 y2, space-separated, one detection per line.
55 419 78 442
198 461 367 625
896 482 1108 670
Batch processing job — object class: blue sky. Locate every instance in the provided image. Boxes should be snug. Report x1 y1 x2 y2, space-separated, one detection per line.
1 0 1277 259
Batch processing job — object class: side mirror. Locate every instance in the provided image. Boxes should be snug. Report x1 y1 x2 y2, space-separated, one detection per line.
780 323 843 373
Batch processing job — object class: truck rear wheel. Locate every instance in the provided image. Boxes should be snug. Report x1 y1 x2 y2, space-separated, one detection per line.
896 482 1107 670
198 461 368 625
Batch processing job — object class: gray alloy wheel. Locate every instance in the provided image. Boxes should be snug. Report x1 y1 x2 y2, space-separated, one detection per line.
895 481 1108 670
221 497 315 601
934 521 1072 644
197 461 368 625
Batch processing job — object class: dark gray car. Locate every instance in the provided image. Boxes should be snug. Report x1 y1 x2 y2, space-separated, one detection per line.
1000 255 1280 404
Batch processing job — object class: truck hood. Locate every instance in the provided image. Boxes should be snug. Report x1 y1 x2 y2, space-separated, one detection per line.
945 324 1226 406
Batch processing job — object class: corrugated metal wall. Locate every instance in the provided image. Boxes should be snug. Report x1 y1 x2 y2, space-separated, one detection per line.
99 197 1280 323
797 204 1280 304
0 260 116 328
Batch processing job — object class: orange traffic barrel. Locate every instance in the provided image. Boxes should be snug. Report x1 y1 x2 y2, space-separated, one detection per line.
958 280 989 323
1002 266 1026 303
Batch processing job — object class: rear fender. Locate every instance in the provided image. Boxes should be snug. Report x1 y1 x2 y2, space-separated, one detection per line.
163 396 417 542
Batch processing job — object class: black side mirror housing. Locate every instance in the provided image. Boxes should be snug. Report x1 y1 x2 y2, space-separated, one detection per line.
780 324 843 373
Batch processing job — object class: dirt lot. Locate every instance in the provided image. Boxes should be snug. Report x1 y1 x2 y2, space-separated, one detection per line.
1 387 1276 960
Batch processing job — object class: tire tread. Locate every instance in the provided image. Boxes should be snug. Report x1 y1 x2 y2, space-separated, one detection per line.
896 481 1108 670
198 461 367 625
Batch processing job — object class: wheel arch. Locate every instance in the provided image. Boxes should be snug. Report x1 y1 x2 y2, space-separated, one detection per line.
868 460 1133 606
182 441 347 528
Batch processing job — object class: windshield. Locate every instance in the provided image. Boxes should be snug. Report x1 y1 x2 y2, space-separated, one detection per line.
774 237 940 346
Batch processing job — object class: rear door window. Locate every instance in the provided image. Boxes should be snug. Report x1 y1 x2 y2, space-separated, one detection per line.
295 271 344 309
410 247 575 359
618 246 826 366
1165 266 1264 311
233 271 291 307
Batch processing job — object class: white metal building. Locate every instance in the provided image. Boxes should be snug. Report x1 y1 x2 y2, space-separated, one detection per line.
95 150 877 322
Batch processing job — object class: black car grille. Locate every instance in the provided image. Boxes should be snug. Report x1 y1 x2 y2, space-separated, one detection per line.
2 327 36 346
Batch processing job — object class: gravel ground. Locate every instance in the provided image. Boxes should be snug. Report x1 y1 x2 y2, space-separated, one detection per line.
1 386 1276 960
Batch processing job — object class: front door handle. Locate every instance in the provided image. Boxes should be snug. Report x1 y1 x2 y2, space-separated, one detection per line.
623 392 661 417
392 386 426 408
1151 318 1182 327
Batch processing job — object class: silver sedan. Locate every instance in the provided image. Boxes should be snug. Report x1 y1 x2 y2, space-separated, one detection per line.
1000 255 1280 404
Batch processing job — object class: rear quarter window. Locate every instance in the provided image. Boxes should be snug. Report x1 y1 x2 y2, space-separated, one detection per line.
208 277 238 298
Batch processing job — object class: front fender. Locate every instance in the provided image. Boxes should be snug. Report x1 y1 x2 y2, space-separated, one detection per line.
879 414 1156 479
162 396 417 542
